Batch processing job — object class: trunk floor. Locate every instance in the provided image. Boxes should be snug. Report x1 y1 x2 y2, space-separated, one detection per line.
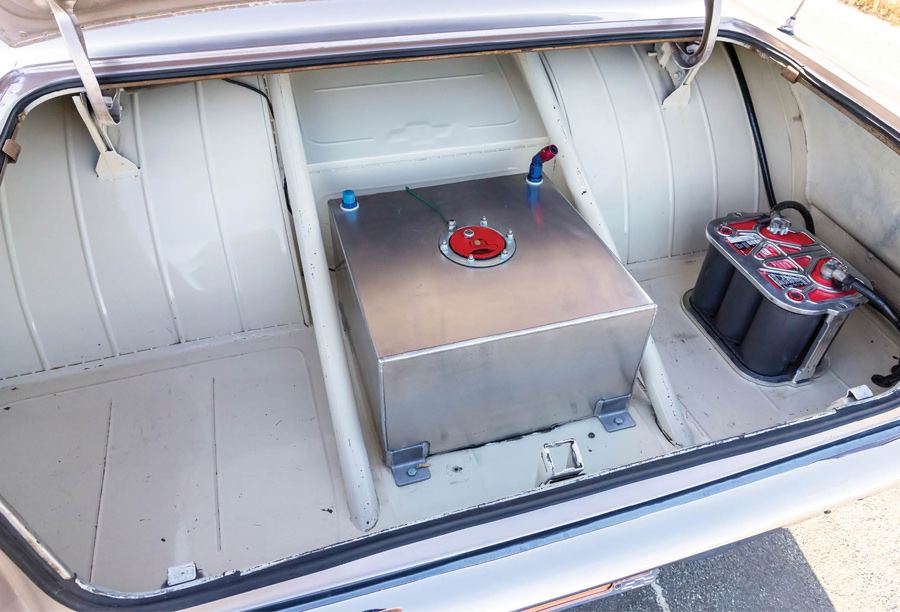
0 326 674 593
1 255 897 593
0 330 352 593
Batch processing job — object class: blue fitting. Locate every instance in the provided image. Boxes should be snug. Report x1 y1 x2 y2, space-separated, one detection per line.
341 189 358 211
526 159 545 185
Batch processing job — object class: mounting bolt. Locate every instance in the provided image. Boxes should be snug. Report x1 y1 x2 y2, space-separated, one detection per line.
480 216 488 226
467 254 475 264
440 239 449 251
448 219 456 231
406 467 417 477
463 228 475 238
507 229 514 240
614 417 624 426
501 249 509 257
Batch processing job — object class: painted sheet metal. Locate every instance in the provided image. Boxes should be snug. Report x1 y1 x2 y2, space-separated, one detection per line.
0 78 303 379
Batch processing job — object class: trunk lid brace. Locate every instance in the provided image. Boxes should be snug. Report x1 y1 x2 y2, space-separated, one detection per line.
654 0 722 108
47 0 139 179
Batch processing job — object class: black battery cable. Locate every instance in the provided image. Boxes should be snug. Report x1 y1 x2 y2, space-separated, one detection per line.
223 78 292 215
726 43 778 211
726 45 815 235
770 200 815 235
828 267 900 388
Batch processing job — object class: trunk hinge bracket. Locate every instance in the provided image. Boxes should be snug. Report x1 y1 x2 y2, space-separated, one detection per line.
48 0 139 179
654 0 722 109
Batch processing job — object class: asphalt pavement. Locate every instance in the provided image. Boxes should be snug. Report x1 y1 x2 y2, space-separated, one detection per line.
574 485 900 612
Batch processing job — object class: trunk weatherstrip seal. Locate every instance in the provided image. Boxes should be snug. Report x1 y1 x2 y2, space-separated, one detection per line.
254 421 900 612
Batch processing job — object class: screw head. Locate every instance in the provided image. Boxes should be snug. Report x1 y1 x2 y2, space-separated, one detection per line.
614 417 624 425
406 467 417 477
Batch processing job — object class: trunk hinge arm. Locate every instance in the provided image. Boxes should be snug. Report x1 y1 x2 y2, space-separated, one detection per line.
48 0 138 179
654 0 722 109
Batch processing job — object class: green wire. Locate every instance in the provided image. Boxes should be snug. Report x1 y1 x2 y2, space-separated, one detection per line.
405 186 449 225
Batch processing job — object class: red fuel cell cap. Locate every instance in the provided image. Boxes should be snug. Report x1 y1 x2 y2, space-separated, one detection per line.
449 226 506 259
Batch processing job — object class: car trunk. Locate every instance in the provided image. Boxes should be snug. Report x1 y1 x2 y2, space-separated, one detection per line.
0 42 898 595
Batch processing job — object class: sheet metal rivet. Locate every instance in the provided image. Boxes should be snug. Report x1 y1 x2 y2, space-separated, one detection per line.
406 467 417 477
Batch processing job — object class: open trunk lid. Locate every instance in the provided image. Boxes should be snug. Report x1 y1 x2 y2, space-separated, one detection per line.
0 0 268 47
0 0 718 49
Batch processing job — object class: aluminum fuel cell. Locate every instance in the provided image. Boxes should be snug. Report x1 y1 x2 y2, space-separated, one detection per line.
330 174 656 464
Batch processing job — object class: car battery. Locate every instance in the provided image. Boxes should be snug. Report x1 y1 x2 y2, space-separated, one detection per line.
329 174 656 480
686 212 868 384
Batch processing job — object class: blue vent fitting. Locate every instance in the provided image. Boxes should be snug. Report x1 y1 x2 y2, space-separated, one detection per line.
341 189 358 211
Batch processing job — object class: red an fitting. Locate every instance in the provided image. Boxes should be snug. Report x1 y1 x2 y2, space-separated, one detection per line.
527 144 559 184
537 145 559 162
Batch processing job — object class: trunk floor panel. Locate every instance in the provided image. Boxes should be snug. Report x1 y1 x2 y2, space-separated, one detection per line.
0 330 356 593
0 326 674 593
369 387 675 531
0 255 896 593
